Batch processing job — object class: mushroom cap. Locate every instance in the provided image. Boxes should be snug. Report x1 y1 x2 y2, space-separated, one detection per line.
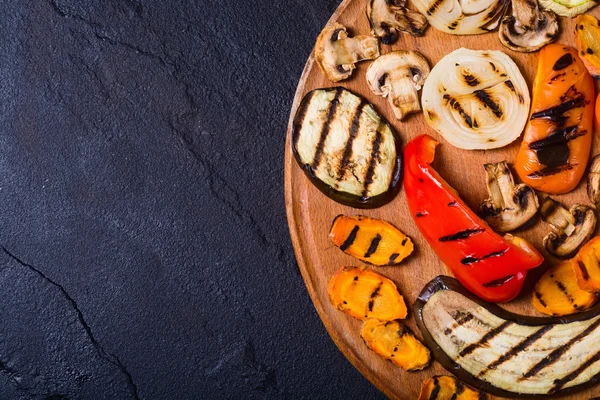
499 0 559 53
367 0 428 44
366 51 430 96
542 200 597 259
315 23 380 83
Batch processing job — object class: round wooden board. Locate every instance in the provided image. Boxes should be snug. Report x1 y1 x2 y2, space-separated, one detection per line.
284 1 600 399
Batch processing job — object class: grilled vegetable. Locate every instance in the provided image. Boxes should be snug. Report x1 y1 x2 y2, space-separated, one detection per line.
588 155 600 209
479 161 539 232
576 14 600 78
572 237 600 292
292 87 402 208
361 319 430 371
366 51 430 121
412 0 508 34
540 0 598 17
514 44 595 194
315 23 380 82
418 375 484 400
404 135 544 303
328 266 407 321
532 261 597 316
329 215 414 266
499 0 559 53
540 197 596 259
367 0 428 43
421 48 530 150
415 276 600 397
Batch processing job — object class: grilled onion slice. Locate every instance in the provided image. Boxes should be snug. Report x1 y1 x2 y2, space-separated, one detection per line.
412 0 508 35
422 48 530 150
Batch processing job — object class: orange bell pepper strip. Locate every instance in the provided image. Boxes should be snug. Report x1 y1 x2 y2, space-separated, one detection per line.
514 44 595 194
404 135 544 303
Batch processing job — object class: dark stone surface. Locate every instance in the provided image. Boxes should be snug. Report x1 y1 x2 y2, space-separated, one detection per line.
0 1 385 398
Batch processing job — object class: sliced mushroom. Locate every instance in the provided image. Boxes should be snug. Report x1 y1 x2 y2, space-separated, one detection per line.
588 154 600 208
367 0 428 44
366 51 430 120
315 23 380 83
479 161 539 232
540 197 597 259
499 0 559 53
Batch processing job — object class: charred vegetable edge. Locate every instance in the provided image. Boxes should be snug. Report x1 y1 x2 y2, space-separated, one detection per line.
291 87 403 209
413 276 600 399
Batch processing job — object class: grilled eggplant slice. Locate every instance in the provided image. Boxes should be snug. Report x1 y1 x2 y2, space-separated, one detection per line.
361 319 430 371
292 87 402 208
328 266 407 321
532 261 597 316
418 375 484 400
415 276 600 397
329 215 414 266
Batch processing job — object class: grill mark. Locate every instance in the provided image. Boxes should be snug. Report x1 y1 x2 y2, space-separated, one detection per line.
429 377 440 400
368 283 382 312
461 249 509 265
474 89 503 118
445 313 475 335
459 321 512 357
427 0 445 15
388 253 400 264
528 163 574 178
551 349 600 394
416 212 428 217
292 90 316 149
489 62 497 72
481 325 553 376
462 73 480 87
401 238 408 246
439 228 485 242
339 225 359 251
531 92 586 122
550 72 567 83
523 317 600 379
529 126 585 168
311 88 343 170
448 201 458 207
535 291 547 307
578 260 590 281
529 126 583 150
362 130 383 198
555 280 575 304
482 274 514 288
364 234 382 258
337 101 366 180
443 94 474 128
553 53 574 71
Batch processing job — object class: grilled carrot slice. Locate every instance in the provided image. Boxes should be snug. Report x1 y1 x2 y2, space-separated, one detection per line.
576 14 600 78
361 319 430 371
532 261 596 316
572 237 600 292
418 376 484 400
329 215 414 266
514 44 595 194
328 267 407 321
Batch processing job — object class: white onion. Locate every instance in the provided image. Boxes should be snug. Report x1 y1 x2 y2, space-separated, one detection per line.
421 48 530 150
412 0 508 35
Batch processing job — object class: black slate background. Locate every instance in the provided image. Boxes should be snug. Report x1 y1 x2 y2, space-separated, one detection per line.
0 1 385 399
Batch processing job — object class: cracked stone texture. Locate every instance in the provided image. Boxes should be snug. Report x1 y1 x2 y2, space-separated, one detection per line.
0 0 385 399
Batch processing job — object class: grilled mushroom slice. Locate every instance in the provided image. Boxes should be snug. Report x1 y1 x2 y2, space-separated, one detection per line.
499 0 559 53
588 154 600 209
367 0 428 43
366 51 430 121
540 197 597 258
480 161 539 232
315 23 380 83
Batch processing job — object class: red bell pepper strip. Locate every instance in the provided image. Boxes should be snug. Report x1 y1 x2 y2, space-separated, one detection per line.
404 135 544 302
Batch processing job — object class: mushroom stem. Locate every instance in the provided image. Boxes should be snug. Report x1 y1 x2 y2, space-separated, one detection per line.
388 73 421 120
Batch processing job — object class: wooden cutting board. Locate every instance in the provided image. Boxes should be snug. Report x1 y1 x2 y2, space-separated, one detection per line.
284 0 600 398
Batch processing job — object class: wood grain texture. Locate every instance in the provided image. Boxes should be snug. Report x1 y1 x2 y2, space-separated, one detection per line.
284 1 600 398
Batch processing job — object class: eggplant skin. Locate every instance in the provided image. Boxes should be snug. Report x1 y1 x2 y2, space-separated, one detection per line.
291 87 402 209
413 276 600 399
